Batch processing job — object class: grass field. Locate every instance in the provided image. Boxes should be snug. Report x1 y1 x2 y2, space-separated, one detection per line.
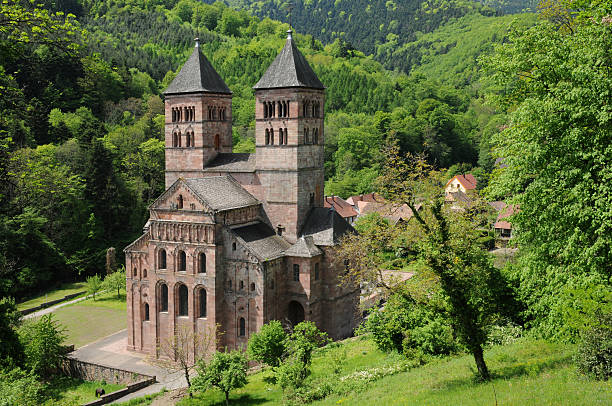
179 337 612 406
41 376 124 405
44 291 127 348
16 282 87 310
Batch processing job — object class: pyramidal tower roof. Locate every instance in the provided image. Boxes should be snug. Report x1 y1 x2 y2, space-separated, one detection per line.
164 38 231 95
254 30 324 90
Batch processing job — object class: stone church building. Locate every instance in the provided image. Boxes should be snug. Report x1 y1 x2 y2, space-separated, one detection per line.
124 31 359 357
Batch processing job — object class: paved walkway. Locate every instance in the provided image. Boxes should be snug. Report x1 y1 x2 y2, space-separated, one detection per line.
23 291 104 320
69 329 186 404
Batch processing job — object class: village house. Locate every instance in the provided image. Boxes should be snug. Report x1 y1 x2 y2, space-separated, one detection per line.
323 196 358 224
124 32 359 360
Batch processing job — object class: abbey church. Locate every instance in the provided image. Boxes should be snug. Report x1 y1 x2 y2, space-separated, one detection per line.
124 31 359 356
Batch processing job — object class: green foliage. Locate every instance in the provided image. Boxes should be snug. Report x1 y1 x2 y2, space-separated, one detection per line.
0 367 45 406
212 0 500 75
102 267 126 299
277 321 330 391
0 209 68 299
575 311 612 381
18 314 66 377
0 298 23 370
247 320 287 367
482 3 612 339
86 274 103 300
363 292 458 358
192 350 248 404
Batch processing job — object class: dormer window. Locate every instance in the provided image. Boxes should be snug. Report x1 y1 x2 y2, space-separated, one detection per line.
177 194 183 209
277 225 284 236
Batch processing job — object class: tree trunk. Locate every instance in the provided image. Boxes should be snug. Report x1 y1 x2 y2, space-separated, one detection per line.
225 391 229 406
472 345 490 381
184 366 193 397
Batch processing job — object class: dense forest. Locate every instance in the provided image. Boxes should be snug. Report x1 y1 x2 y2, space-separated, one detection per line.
211 0 536 74
1 0 524 299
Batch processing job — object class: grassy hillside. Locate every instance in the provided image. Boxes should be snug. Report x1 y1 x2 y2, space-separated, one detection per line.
178 336 612 405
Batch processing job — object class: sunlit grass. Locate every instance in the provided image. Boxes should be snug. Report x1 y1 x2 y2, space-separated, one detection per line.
16 282 87 310
38 291 127 348
42 376 124 405
179 337 612 406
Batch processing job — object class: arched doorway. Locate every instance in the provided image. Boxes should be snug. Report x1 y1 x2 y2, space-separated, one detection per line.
288 301 305 326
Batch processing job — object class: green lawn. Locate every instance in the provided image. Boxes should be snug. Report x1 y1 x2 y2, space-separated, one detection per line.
17 282 87 310
179 337 612 406
42 376 124 405
45 291 127 348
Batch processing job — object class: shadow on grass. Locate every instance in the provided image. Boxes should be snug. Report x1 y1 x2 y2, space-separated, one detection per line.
90 293 126 303
44 376 84 400
430 353 572 392
197 393 269 406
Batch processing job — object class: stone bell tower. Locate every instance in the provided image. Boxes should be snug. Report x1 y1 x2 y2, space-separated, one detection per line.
253 30 326 243
163 38 233 188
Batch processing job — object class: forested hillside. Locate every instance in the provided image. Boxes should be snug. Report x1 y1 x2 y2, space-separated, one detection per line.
210 0 535 74
0 0 515 300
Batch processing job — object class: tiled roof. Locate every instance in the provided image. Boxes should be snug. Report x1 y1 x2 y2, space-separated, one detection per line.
203 153 256 173
445 190 472 203
324 196 357 219
494 204 517 230
346 193 384 206
359 202 420 224
232 223 291 261
301 207 355 246
185 176 259 211
164 42 231 95
488 201 507 212
253 31 324 90
446 174 477 190
285 236 322 258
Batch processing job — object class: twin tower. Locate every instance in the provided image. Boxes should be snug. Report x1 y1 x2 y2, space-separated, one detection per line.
163 31 325 243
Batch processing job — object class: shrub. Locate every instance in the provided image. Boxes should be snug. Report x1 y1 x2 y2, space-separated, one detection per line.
575 311 612 380
363 292 459 357
18 314 66 377
0 367 45 406
247 320 287 367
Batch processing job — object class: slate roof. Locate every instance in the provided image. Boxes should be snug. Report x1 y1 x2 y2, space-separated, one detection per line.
164 42 231 95
324 196 357 219
301 208 355 246
203 153 256 173
253 31 325 90
232 223 291 261
285 236 323 258
184 176 259 211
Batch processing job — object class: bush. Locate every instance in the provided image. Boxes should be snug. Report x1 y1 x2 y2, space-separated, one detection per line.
18 314 66 377
247 320 287 367
0 367 45 406
363 292 459 358
575 311 612 380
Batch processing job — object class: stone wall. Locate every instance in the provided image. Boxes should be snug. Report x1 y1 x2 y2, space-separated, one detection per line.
82 379 156 406
60 357 156 385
